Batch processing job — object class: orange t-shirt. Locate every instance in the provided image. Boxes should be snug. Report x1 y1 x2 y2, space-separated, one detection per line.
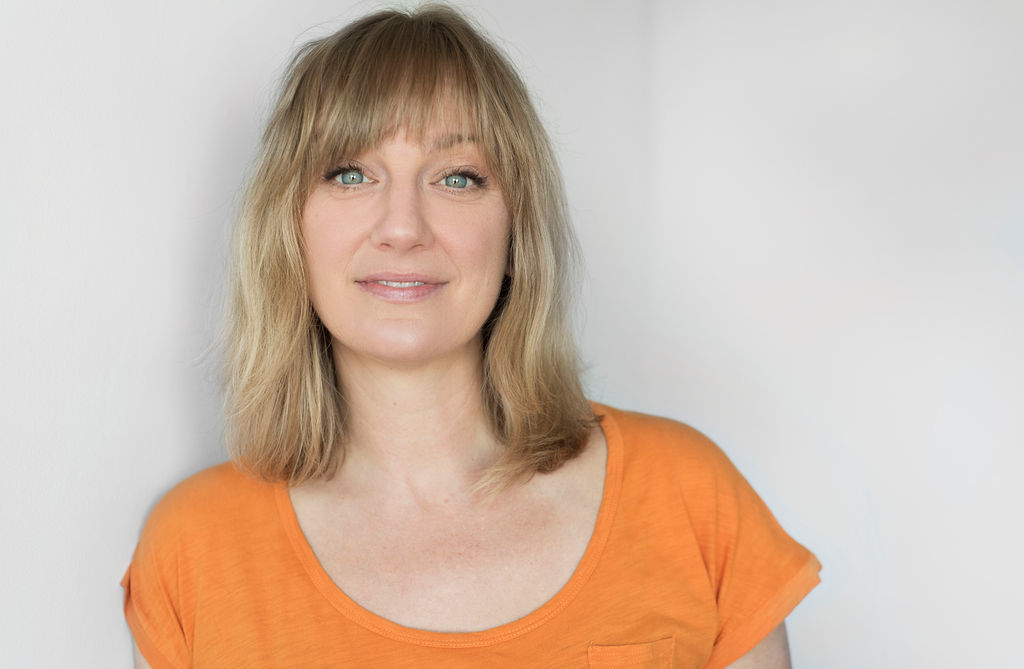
122 405 820 668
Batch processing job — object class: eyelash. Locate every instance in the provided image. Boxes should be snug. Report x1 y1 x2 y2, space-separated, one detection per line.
441 167 488 190
323 163 366 184
321 164 489 190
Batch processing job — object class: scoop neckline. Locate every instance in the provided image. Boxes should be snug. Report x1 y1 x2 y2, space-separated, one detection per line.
274 402 624 648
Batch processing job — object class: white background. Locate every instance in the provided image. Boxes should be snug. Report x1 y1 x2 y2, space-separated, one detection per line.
2 1 1022 666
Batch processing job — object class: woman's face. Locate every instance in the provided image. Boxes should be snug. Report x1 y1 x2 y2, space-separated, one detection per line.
301 123 510 371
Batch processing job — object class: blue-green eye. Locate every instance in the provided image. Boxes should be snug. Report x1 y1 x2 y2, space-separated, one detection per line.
336 169 365 185
444 174 470 189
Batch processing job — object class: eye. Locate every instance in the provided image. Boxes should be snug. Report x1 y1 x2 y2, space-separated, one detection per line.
444 174 469 189
335 169 366 185
324 163 375 186
439 169 487 190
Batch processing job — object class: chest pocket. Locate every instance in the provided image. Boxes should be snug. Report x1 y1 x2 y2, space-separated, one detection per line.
587 637 675 668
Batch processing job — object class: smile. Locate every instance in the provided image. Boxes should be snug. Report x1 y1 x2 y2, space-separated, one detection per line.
374 280 425 288
356 276 446 303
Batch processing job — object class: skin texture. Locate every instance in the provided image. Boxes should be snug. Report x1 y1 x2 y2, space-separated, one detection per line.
726 622 793 669
298 121 520 502
132 644 150 669
301 126 511 373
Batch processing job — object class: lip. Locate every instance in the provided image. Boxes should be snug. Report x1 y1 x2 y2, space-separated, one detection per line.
356 273 447 303
359 273 443 284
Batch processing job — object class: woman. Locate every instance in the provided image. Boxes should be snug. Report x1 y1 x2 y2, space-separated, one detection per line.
122 5 820 668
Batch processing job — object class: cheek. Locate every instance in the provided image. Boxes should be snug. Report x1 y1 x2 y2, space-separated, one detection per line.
304 225 352 274
437 198 509 277
476 208 512 275
303 199 348 256
465 228 511 291
300 196 362 297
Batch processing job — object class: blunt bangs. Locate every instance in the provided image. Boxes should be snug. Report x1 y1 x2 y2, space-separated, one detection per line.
288 7 525 201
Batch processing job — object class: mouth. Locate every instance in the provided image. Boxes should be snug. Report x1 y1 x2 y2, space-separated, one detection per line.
369 280 427 288
356 274 446 302
357 272 442 285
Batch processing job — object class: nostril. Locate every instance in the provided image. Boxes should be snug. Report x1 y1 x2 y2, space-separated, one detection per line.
372 204 432 250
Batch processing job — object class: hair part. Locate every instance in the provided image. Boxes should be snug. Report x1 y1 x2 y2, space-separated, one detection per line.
225 3 596 494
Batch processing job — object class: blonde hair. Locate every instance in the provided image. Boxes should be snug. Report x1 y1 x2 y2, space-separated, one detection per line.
226 4 595 491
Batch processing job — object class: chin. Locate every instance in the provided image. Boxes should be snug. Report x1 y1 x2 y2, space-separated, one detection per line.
333 325 483 368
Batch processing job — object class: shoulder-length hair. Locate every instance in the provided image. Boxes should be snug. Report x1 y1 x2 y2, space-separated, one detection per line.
226 3 595 492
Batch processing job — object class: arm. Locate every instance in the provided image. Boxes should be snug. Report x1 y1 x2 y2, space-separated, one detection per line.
132 641 154 669
725 622 791 669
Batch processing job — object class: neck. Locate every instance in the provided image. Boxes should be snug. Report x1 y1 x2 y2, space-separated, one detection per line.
330 340 502 500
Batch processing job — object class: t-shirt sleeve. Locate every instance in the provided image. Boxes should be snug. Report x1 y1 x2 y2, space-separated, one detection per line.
694 439 821 669
121 493 193 669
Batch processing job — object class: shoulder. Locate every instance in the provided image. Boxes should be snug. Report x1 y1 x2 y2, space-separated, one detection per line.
596 402 734 474
141 462 273 545
591 405 821 666
151 461 264 516
124 464 283 665
594 402 755 523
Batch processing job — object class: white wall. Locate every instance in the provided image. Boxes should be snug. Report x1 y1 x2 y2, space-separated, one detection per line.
2 1 1021 666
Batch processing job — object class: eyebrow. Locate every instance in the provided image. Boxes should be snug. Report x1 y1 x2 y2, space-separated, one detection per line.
428 133 480 152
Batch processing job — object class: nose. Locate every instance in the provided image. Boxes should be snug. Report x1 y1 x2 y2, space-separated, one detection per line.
370 178 434 252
